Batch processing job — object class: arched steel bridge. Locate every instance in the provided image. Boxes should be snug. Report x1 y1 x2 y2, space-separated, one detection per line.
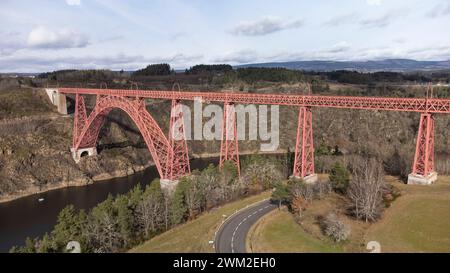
57 87 450 185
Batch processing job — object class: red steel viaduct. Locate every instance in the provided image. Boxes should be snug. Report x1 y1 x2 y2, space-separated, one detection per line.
45 86 450 189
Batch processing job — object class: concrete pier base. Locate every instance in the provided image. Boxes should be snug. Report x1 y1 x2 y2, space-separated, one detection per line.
407 172 438 185
291 173 319 184
71 147 97 163
303 173 319 184
160 179 179 196
45 88 67 115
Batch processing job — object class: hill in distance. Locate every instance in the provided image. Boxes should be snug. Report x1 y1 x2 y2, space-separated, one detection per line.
236 59 450 73
3 59 450 75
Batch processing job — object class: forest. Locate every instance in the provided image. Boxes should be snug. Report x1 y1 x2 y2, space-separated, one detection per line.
11 155 284 253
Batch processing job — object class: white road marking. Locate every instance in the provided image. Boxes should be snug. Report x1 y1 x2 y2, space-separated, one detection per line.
229 202 275 253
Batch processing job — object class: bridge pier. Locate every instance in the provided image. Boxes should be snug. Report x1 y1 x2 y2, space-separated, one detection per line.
45 88 67 115
407 172 438 185
293 106 317 183
408 113 437 185
160 179 179 195
70 147 97 163
167 99 191 180
219 102 240 175
302 174 319 184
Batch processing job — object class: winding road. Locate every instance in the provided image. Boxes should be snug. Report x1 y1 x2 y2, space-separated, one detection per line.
215 199 278 253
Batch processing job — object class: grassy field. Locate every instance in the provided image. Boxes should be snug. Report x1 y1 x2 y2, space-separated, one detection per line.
0 88 55 119
365 176 450 253
247 209 343 253
248 176 450 253
130 191 271 253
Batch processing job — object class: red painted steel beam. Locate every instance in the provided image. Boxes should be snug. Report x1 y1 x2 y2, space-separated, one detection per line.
59 88 450 114
219 102 241 176
167 99 191 180
412 113 435 176
293 107 315 178
72 94 173 179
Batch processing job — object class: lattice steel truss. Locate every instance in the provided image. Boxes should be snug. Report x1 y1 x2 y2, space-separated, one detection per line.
219 102 240 176
293 107 315 178
412 113 435 177
72 94 175 179
62 86 449 181
60 88 450 114
167 99 191 180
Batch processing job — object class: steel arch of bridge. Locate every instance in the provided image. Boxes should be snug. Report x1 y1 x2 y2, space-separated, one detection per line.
72 94 189 180
62 86 448 182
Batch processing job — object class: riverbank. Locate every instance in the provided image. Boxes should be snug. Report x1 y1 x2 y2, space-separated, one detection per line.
0 150 288 204
0 163 152 203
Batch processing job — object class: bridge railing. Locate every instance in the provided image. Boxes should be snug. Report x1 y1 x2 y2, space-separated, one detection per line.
58 88 450 114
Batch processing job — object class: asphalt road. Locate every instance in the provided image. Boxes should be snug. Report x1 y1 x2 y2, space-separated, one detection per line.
215 199 278 253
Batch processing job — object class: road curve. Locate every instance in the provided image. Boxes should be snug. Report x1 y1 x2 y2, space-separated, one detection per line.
215 199 278 253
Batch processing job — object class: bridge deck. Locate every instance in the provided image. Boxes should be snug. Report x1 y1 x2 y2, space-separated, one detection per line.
58 88 450 114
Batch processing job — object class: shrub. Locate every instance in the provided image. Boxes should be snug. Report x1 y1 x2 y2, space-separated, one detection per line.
321 212 350 242
311 180 333 199
291 196 308 218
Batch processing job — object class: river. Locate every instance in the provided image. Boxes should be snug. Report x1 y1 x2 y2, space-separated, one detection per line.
0 157 219 252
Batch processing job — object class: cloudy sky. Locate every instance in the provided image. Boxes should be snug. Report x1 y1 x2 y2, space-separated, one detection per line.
1 0 450 72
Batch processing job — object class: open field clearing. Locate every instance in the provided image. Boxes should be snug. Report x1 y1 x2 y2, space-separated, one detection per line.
247 209 343 253
366 176 450 253
248 176 450 253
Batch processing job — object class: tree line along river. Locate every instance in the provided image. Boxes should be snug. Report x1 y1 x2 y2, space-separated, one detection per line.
0 157 220 252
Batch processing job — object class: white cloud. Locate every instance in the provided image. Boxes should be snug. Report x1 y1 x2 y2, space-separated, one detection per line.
229 16 303 36
329 42 351 53
426 3 450 18
0 52 204 72
66 0 81 6
27 26 89 49
211 43 450 65
360 10 407 28
3 44 450 73
213 49 259 64
0 31 25 56
366 0 383 6
323 13 358 27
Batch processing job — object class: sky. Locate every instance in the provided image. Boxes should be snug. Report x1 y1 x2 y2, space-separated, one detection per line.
1 0 450 72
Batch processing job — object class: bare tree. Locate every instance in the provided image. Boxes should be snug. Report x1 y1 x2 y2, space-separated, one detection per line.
136 184 165 237
347 158 386 222
198 165 220 208
136 198 164 237
312 180 332 199
291 181 314 204
184 176 202 219
85 212 123 253
164 196 170 231
291 195 309 218
212 161 239 203
242 161 283 191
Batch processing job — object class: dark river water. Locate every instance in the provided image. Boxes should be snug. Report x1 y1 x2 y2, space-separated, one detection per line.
0 157 219 252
